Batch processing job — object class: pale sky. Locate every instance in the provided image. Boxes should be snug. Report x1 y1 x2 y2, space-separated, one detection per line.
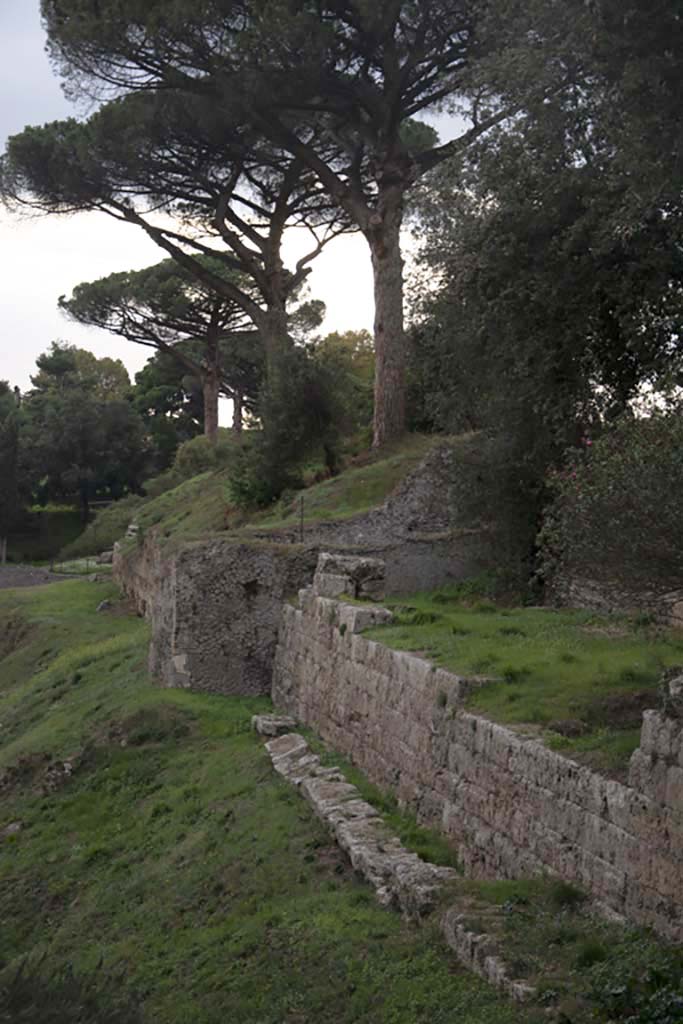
0 1 376 395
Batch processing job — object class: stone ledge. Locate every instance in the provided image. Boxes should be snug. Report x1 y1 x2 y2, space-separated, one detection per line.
263 731 536 1003
252 713 298 737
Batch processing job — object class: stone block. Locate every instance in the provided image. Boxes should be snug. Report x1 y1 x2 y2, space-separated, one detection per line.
313 573 353 598
251 713 298 737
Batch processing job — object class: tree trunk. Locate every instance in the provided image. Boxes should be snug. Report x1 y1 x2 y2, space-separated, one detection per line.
366 189 407 448
203 371 220 444
0 537 7 565
233 389 243 435
261 305 291 387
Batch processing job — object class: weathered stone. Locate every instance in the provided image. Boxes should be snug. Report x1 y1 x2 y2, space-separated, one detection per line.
264 730 535 999
272 591 683 942
441 908 535 1002
43 759 76 792
97 550 114 565
0 821 23 840
115 537 319 696
265 731 456 919
96 600 112 613
660 667 683 719
251 713 298 737
313 573 353 599
115 441 507 695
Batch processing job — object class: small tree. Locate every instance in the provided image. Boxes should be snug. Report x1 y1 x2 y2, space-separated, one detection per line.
131 352 205 471
22 344 148 521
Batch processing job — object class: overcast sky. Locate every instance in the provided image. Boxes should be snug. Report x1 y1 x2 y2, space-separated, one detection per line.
0 1 376 395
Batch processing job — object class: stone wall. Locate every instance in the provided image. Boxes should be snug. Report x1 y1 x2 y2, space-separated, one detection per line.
115 535 318 695
114 440 503 694
272 578 683 941
551 574 683 628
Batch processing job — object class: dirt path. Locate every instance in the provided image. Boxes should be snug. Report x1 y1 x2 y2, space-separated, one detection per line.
0 565 72 590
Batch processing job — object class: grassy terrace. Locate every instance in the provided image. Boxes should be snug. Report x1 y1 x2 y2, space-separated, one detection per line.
364 586 683 777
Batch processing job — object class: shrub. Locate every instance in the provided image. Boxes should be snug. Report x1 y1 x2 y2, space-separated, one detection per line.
173 431 237 479
228 347 350 508
540 413 683 592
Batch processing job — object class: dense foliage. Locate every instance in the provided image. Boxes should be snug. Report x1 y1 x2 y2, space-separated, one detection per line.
17 343 148 522
61 257 263 440
540 414 683 593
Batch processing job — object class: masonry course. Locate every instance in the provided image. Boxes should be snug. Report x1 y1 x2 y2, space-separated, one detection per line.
272 560 683 942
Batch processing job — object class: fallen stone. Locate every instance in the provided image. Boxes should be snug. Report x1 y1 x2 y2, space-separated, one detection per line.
1 821 23 840
43 759 77 792
441 908 536 1003
97 550 114 565
313 553 386 601
251 713 298 737
263 728 537 1003
96 600 112 613
264 731 456 919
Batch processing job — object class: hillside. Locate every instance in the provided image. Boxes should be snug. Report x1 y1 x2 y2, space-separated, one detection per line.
3 581 682 1022
62 434 437 559
0 578 526 1024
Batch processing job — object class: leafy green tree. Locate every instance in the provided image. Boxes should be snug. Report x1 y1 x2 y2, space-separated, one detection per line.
407 0 683 449
131 353 204 471
23 344 147 521
312 330 375 440
1 90 344 412
37 0 582 447
61 258 263 441
30 341 130 400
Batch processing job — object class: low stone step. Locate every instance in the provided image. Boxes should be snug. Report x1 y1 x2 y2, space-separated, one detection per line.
262 730 536 1004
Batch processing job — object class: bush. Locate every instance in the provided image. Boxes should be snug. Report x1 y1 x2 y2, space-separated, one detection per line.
540 413 683 592
173 431 237 479
228 346 351 509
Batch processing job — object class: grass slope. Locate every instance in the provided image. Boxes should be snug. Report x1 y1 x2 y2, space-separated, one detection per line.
0 579 526 1024
66 435 437 559
364 587 683 775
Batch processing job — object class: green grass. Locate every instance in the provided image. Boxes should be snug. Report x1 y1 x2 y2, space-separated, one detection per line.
455 878 683 1020
113 434 437 554
49 557 114 576
2 582 680 1024
59 495 146 560
364 587 683 774
0 579 529 1024
248 434 436 531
